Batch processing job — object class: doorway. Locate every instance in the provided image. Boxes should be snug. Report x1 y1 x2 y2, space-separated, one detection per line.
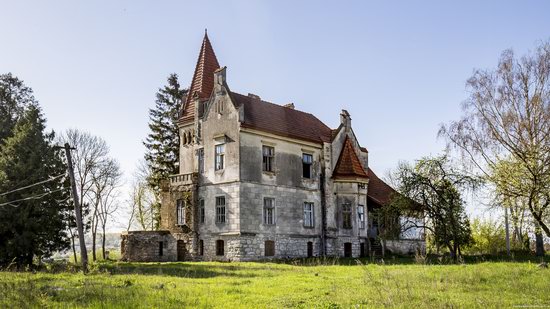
177 240 186 261
344 242 352 258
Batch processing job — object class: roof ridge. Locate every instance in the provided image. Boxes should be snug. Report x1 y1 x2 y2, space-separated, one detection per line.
230 91 331 129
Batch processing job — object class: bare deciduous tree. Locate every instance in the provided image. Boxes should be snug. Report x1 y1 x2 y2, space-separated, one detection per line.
440 40 550 255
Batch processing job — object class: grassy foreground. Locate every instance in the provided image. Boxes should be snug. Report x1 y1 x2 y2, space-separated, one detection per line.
1 259 549 308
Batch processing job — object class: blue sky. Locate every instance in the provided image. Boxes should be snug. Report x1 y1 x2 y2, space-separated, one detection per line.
1 1 549 226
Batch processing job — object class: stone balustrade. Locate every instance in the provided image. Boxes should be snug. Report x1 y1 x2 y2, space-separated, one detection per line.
169 172 197 186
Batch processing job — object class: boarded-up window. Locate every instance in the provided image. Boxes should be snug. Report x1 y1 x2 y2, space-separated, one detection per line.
216 240 224 256
265 240 275 256
342 203 352 229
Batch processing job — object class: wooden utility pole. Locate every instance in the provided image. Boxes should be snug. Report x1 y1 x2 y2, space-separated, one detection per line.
64 143 88 273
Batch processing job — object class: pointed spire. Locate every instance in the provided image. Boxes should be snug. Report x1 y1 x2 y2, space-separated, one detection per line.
332 136 368 180
180 31 221 123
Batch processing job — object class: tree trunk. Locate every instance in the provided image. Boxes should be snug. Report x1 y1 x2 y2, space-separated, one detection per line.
535 230 545 257
70 232 77 263
91 231 97 262
102 227 107 260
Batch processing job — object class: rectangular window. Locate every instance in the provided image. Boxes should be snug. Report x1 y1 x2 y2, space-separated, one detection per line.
198 148 204 174
303 202 314 227
158 241 164 256
215 144 225 170
199 239 204 256
263 198 275 225
262 146 274 172
176 199 185 226
358 205 365 229
199 199 205 224
342 203 352 229
216 196 226 223
216 240 224 256
302 153 313 178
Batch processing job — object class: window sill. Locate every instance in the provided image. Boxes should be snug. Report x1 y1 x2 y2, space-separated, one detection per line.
262 171 276 175
303 225 315 229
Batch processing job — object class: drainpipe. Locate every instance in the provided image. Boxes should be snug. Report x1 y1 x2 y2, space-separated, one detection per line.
320 173 327 256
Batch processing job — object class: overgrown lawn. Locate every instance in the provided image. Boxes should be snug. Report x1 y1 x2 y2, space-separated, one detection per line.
1 259 548 308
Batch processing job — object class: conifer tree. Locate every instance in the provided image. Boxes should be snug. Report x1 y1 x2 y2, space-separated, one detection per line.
0 103 71 267
143 74 187 228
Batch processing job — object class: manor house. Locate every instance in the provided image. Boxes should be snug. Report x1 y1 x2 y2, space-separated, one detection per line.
121 32 424 261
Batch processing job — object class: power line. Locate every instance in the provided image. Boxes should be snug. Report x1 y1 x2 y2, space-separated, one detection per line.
0 174 65 197
0 187 69 207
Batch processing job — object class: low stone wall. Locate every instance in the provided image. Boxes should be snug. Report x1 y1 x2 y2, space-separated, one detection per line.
385 239 425 255
120 231 177 262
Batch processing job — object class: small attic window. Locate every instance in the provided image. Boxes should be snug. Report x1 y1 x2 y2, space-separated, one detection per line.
215 99 224 114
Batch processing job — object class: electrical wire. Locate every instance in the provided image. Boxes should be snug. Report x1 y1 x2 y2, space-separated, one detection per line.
0 174 65 197
0 187 70 207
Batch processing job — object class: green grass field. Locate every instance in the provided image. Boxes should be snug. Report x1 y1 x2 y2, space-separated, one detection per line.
1 258 549 308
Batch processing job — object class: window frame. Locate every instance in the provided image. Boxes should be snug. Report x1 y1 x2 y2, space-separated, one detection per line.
302 153 313 179
198 148 204 174
342 203 352 229
215 196 226 224
199 199 205 224
358 205 365 229
303 202 315 228
263 197 275 225
262 145 275 172
176 199 185 226
215 144 225 171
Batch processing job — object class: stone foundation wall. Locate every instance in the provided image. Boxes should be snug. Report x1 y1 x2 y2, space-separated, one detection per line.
385 239 425 255
195 234 321 261
325 236 365 257
120 231 177 262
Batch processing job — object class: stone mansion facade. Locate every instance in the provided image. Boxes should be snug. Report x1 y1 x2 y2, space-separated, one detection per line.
121 33 424 262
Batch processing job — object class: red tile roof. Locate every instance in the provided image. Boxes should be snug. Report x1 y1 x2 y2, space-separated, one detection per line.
367 168 396 206
332 136 369 180
180 31 220 124
230 92 332 144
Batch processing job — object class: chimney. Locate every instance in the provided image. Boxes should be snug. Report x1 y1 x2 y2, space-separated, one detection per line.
283 103 295 109
248 93 261 100
340 109 351 129
214 66 227 86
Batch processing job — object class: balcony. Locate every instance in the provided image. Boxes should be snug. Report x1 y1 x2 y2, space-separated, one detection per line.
169 172 198 186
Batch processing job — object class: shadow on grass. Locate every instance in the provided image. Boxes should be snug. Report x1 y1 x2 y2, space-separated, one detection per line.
97 262 262 278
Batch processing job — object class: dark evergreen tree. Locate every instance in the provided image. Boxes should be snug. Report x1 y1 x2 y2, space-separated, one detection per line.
0 105 71 267
0 73 37 143
143 74 187 228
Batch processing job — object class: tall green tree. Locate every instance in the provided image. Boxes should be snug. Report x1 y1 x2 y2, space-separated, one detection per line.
0 73 36 143
143 74 187 229
389 155 478 261
0 104 71 267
